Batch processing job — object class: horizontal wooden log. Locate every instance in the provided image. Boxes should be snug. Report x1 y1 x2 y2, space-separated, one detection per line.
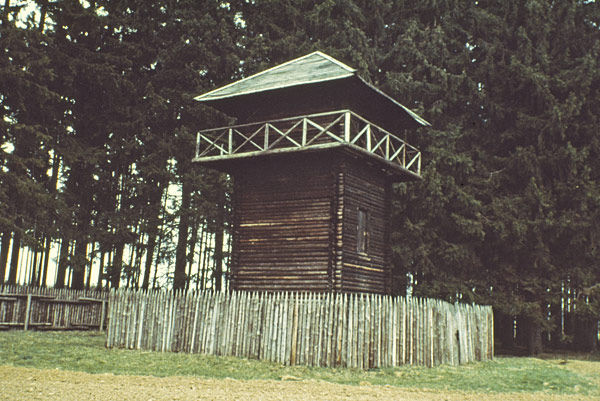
0 293 56 299
40 299 94 305
77 297 105 303
0 322 53 327
343 262 385 273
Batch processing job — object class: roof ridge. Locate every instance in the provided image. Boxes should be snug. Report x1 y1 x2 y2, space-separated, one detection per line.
310 51 356 73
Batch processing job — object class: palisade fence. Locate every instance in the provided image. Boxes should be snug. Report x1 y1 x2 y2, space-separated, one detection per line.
0 285 108 331
107 290 494 368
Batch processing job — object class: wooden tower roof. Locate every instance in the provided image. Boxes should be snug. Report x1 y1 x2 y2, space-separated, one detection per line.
195 51 430 132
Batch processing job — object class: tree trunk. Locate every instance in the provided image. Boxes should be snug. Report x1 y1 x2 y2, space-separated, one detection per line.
111 242 125 289
496 312 515 349
549 302 562 348
573 313 599 352
105 251 113 290
225 233 232 290
152 252 160 289
126 242 134 289
133 236 144 289
517 313 543 356
126 238 137 289
151 178 170 290
22 247 31 285
213 189 226 291
2 0 10 24
96 250 105 289
68 161 93 290
86 242 95 289
55 237 69 288
173 176 192 290
200 231 212 290
40 235 52 287
186 219 198 290
194 224 205 291
7 230 20 285
143 231 157 290
0 231 10 283
515 314 527 348
527 320 543 356
37 0 47 31
40 150 60 288
30 248 39 286
71 240 87 290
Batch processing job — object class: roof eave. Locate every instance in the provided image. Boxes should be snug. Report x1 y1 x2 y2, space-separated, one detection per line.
356 76 431 127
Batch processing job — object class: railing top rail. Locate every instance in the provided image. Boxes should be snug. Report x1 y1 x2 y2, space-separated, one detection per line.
199 109 350 134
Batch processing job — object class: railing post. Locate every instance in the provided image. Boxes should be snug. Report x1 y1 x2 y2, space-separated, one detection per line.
228 129 233 154
195 132 200 158
302 118 307 146
366 125 371 151
385 135 390 160
344 111 351 142
264 124 269 150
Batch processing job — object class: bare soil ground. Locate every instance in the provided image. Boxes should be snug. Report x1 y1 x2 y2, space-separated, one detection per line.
1 365 597 401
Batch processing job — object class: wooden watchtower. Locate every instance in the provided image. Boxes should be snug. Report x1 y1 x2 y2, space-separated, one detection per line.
194 52 429 294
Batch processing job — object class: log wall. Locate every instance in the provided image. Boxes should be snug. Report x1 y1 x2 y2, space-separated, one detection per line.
230 153 335 291
338 156 391 294
106 289 495 369
228 150 398 294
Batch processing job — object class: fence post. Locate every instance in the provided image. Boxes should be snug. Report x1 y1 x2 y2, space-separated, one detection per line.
100 300 107 331
23 294 32 331
290 294 299 365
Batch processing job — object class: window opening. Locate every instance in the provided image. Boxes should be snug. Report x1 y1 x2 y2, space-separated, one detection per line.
357 208 368 254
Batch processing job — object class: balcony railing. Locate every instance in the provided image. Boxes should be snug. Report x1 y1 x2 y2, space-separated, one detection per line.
194 110 421 177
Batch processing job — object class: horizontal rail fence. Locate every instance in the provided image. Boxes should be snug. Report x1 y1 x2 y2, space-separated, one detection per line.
107 290 493 368
0 285 109 331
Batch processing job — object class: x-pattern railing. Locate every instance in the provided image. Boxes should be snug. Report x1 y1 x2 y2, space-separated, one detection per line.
195 110 421 176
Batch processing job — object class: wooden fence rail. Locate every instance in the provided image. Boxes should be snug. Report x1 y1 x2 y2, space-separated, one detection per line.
107 290 493 368
0 285 108 331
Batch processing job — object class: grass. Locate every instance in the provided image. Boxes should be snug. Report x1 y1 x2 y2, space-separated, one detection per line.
0 330 599 396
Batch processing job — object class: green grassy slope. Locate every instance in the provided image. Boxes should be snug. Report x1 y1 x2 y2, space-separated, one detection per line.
0 331 598 396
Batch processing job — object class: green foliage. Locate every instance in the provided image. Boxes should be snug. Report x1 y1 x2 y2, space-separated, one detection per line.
374 0 600 350
0 0 240 290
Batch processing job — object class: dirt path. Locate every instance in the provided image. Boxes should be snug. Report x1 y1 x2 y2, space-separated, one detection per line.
0 365 596 401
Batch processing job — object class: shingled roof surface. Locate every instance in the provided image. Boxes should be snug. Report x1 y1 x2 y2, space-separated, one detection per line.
195 51 356 102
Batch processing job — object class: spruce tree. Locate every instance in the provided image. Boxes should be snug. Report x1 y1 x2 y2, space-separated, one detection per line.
236 0 599 353
0 1 65 285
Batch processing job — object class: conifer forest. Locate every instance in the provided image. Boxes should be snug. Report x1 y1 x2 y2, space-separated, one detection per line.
1 0 599 354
